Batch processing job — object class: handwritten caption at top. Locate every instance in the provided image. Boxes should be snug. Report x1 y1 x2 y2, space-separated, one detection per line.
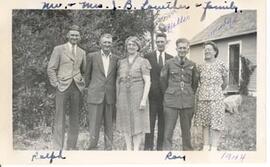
41 0 243 21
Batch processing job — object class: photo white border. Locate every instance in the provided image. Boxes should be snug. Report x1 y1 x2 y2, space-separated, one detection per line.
0 0 267 165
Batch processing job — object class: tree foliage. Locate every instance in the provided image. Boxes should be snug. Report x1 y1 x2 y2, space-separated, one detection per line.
12 10 154 131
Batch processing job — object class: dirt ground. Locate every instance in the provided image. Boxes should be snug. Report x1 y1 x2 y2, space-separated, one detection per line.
13 96 256 151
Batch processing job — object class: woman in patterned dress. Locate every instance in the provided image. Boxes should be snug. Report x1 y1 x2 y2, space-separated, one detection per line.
193 41 228 151
116 36 151 150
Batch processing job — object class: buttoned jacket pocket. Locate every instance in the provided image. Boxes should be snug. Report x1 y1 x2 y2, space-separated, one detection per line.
169 70 180 82
165 88 177 95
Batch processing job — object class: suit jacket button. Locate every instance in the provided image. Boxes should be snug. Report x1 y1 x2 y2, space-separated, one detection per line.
180 81 184 87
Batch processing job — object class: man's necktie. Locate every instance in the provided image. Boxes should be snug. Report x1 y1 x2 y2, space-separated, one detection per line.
180 57 185 65
158 51 163 67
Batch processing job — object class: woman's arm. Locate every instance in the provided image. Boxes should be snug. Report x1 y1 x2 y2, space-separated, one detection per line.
221 75 228 90
221 61 229 90
139 75 151 110
192 64 200 93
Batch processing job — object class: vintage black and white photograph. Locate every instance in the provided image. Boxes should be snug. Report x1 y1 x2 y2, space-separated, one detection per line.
12 9 257 151
0 0 266 164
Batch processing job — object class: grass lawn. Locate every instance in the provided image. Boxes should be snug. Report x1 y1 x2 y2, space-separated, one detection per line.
13 95 256 151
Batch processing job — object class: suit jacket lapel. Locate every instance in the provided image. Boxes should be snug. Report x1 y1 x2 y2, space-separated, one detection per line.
97 51 105 76
151 51 159 69
173 56 182 67
64 43 75 62
165 53 171 62
153 52 158 65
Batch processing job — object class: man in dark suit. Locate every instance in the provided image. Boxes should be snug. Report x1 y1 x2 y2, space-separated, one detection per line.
47 25 86 150
160 38 199 150
85 33 118 150
144 33 173 150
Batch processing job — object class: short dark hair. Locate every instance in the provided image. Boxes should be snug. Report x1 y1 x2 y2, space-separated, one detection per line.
176 38 190 46
203 41 219 58
156 33 167 39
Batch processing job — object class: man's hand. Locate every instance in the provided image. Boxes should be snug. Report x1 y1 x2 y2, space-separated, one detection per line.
139 99 146 111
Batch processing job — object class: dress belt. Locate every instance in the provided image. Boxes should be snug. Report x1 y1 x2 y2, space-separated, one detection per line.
119 77 143 83
119 77 143 88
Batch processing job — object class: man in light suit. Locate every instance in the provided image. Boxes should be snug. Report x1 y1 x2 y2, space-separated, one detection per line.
85 33 118 150
144 33 173 150
47 25 86 150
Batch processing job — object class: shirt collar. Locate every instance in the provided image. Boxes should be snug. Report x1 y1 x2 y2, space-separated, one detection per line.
156 50 165 56
67 42 77 49
176 56 187 64
101 50 112 57
156 50 166 62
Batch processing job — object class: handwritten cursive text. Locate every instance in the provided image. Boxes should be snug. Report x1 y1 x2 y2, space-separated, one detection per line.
31 150 66 164
166 15 190 32
201 1 242 21
141 0 190 10
165 151 186 161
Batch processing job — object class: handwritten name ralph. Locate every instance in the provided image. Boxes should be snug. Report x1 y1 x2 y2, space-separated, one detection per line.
31 150 66 164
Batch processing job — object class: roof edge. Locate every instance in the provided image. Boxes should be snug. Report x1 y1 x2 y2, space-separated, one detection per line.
190 30 257 46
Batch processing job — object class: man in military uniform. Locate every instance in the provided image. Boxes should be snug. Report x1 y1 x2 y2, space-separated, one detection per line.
160 38 198 150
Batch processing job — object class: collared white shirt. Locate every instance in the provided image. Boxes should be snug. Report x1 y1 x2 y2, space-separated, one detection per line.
156 50 165 66
68 42 77 57
101 50 111 77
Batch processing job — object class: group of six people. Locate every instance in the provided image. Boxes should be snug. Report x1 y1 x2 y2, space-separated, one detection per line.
47 25 228 151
